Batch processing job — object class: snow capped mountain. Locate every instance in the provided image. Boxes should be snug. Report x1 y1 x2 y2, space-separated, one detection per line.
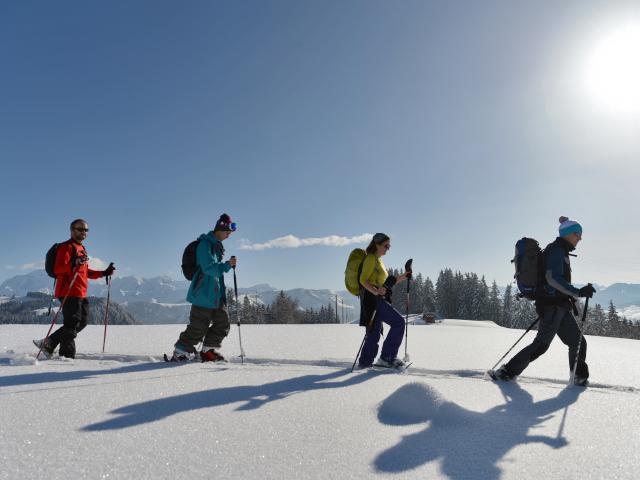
6 271 638 324
0 292 139 325
0 271 358 322
0 270 53 296
0 271 191 303
593 283 640 308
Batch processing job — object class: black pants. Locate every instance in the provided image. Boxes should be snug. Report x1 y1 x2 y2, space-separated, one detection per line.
506 304 589 379
48 297 89 358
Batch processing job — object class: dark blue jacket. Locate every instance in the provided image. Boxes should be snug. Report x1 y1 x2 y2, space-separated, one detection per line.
539 237 580 306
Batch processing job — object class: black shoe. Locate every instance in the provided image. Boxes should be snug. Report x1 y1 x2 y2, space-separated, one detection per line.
573 376 589 387
488 365 514 381
33 338 54 358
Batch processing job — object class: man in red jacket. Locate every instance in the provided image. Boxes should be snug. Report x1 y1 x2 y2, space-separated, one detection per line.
34 219 116 358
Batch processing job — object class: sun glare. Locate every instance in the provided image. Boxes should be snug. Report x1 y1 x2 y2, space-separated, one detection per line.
584 23 640 114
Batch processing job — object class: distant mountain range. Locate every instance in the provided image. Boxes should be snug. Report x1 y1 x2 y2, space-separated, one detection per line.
3 270 639 323
0 270 191 303
0 291 139 325
0 270 359 324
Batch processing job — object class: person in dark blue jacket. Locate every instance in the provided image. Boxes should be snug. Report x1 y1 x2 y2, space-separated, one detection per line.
494 217 596 386
170 214 237 362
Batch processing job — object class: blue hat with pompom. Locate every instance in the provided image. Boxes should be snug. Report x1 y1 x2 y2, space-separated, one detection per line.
558 216 582 237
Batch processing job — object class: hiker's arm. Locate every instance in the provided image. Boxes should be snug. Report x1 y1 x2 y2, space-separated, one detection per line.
395 272 410 284
88 268 103 279
545 247 580 297
198 242 231 277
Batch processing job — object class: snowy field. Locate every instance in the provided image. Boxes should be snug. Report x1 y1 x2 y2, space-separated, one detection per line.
1 320 639 480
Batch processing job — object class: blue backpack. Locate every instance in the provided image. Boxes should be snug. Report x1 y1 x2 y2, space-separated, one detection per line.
512 237 543 300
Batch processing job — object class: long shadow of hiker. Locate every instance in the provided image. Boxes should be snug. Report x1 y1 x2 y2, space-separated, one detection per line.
0 362 183 390
375 381 584 480
83 369 375 431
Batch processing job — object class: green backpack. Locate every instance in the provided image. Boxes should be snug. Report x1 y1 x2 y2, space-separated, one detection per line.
345 248 367 296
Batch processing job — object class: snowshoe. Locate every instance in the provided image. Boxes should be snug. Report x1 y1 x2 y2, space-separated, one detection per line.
33 338 54 359
374 357 412 372
487 365 514 382
164 348 198 362
573 376 589 387
375 357 406 369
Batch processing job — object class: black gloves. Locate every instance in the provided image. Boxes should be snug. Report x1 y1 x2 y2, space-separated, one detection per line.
103 263 116 277
578 284 596 298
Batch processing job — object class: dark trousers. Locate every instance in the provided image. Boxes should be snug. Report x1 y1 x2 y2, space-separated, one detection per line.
506 304 589 379
48 297 89 358
359 297 405 367
176 305 230 352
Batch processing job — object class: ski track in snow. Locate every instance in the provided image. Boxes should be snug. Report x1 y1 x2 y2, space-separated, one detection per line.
1 321 639 480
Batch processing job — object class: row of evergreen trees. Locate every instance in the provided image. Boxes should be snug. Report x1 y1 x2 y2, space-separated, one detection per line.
227 290 340 324
387 267 640 340
224 267 639 340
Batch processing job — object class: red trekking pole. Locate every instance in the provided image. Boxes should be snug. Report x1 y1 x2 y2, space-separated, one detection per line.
101 270 113 353
36 269 80 360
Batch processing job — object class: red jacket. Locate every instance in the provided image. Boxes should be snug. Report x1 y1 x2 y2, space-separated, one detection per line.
54 240 103 298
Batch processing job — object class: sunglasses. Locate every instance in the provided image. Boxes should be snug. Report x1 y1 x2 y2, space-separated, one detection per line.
74 228 89 233
381 243 390 250
219 222 237 232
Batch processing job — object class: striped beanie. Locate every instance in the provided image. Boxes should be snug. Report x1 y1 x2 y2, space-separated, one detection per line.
559 216 582 237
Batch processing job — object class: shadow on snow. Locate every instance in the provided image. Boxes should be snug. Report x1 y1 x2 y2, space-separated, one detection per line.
0 361 183 390
82 368 376 431
374 381 584 480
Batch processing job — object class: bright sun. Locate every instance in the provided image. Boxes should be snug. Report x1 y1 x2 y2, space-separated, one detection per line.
584 23 640 114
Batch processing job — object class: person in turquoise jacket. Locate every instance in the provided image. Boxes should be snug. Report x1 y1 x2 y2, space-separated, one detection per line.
171 213 237 362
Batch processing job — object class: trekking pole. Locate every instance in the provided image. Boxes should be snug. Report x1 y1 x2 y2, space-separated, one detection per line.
488 316 540 372
569 296 589 386
403 259 413 362
36 270 80 360
101 268 113 353
351 309 377 372
231 257 245 364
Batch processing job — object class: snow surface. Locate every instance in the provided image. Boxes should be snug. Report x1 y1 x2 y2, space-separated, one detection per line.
1 320 639 480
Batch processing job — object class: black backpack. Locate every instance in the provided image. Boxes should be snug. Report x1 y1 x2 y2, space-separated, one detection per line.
45 240 78 279
512 237 544 300
181 240 201 281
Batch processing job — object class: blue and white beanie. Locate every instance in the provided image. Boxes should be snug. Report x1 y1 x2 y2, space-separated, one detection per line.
559 216 582 237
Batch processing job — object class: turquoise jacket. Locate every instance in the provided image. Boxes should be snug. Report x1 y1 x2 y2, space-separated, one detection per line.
186 232 232 309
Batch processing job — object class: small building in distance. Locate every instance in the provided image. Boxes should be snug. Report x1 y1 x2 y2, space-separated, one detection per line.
423 312 436 324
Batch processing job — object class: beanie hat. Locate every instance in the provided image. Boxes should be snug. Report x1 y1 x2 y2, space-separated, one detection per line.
214 213 236 232
558 216 582 237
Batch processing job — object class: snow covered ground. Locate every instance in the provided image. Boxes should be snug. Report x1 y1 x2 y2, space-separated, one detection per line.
1 320 639 480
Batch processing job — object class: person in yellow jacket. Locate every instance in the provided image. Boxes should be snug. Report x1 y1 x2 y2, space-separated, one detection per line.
358 233 410 368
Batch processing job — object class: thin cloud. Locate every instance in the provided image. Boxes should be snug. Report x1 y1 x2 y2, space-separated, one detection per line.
239 233 373 251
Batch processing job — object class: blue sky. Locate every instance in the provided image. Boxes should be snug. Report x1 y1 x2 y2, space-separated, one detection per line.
1 0 639 290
